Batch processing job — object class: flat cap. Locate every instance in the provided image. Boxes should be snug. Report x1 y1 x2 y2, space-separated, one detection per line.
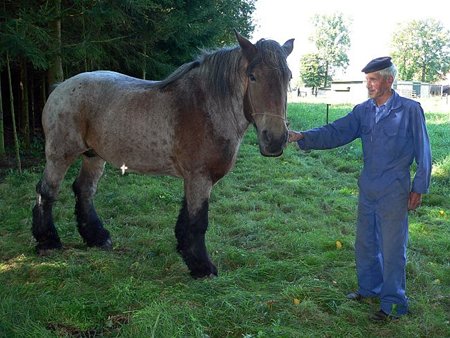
361 56 392 73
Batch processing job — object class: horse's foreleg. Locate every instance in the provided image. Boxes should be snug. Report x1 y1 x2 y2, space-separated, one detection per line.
72 155 112 249
175 177 217 278
32 161 68 254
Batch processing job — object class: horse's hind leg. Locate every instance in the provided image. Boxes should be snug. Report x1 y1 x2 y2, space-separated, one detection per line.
32 159 72 254
72 154 112 249
175 176 217 278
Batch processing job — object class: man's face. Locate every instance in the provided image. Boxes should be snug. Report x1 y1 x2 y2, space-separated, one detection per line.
365 72 393 101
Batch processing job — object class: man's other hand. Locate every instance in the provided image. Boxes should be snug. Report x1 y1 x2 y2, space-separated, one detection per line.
408 192 422 210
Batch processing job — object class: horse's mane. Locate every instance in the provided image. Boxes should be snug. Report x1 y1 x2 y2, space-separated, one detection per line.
155 39 290 102
155 59 203 89
155 46 243 100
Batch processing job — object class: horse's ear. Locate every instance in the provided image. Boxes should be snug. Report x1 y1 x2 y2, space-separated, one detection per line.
282 39 294 56
234 29 257 61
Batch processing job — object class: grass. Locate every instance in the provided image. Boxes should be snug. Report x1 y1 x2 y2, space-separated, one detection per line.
1 103 449 337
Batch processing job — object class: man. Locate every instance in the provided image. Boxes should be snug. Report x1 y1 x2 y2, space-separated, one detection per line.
289 57 432 321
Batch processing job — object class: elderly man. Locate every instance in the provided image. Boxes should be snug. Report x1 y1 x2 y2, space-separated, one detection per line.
289 57 432 321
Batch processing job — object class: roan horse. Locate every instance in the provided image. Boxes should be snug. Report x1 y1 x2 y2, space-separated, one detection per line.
32 31 294 278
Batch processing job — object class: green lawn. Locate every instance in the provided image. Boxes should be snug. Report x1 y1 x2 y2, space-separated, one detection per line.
1 103 449 337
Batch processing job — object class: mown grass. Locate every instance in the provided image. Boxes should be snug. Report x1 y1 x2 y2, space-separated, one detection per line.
1 103 449 337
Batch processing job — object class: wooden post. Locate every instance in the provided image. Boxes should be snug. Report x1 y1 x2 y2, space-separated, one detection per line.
326 103 330 124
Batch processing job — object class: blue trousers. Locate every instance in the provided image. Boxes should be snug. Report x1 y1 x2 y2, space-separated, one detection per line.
355 181 410 315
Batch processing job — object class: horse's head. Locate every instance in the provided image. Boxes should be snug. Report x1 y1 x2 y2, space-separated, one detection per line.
236 31 294 157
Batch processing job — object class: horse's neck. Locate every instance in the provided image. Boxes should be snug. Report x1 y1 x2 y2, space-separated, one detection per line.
206 91 250 142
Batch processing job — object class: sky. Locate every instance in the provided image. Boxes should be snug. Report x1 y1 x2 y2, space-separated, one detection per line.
252 0 450 80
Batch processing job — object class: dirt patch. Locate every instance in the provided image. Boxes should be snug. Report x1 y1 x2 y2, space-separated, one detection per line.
46 314 130 337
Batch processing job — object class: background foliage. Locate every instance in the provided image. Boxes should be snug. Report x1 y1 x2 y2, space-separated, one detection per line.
299 16 450 90
391 18 450 83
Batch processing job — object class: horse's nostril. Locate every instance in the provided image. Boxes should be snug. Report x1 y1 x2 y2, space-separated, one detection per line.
262 129 272 143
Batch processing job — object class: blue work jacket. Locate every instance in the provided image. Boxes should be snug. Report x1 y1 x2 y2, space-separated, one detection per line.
297 91 432 196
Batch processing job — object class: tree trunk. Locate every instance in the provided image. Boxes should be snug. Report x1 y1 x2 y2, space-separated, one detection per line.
41 74 47 107
82 3 88 72
421 60 427 83
0 73 5 158
6 53 22 173
324 60 329 88
142 43 147 80
47 0 64 87
20 57 30 150
30 70 36 140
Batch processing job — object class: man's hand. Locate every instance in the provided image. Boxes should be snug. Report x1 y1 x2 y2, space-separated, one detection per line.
288 130 304 143
408 192 422 211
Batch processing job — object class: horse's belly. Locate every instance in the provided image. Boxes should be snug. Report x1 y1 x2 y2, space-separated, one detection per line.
105 151 180 177
87 126 180 177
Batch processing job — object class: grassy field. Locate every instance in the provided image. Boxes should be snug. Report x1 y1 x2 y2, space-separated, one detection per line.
1 103 449 337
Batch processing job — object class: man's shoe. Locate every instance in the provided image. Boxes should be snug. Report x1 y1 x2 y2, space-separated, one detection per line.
346 292 364 301
370 310 399 322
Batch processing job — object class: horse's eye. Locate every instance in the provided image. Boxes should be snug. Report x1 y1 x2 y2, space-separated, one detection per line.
248 74 256 82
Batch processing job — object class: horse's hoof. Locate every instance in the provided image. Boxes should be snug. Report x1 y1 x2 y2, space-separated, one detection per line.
35 241 63 256
100 238 113 250
88 238 113 250
192 271 218 279
190 262 218 279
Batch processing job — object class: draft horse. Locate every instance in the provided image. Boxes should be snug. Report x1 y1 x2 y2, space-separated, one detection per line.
32 31 294 278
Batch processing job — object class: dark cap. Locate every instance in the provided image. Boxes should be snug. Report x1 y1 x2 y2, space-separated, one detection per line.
361 56 392 73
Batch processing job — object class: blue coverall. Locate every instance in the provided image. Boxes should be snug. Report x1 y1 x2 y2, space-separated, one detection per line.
297 90 432 315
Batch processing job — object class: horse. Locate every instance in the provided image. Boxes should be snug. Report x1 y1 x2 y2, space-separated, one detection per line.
32 31 294 278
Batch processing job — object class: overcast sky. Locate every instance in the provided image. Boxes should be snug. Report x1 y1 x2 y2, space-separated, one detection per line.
252 0 450 80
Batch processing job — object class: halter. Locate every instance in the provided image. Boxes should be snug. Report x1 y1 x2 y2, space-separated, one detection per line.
250 113 286 121
245 92 288 125
251 112 287 122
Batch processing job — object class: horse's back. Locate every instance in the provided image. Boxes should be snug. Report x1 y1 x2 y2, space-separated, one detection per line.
44 71 154 121
46 71 156 109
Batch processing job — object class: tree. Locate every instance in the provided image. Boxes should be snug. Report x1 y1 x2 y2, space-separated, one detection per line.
391 19 450 83
0 1 52 151
47 0 64 87
299 53 329 96
133 0 256 79
0 69 4 158
309 13 351 87
61 0 256 80
6 52 22 172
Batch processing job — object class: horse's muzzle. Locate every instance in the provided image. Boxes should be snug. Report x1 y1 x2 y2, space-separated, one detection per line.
258 129 288 157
